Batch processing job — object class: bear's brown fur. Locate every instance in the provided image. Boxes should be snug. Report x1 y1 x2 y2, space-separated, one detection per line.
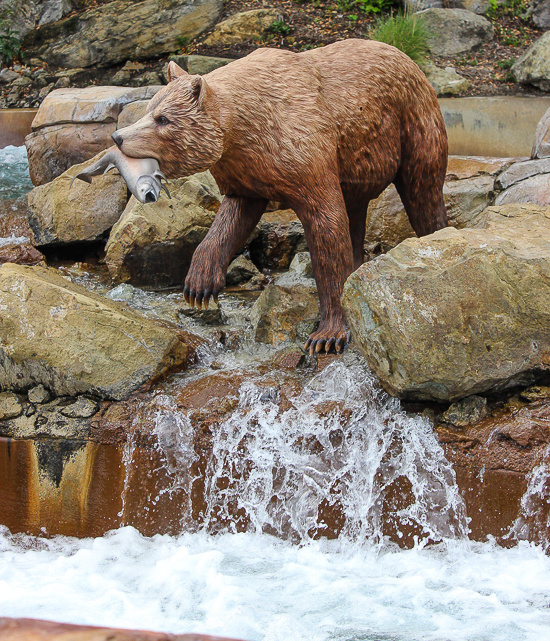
112 39 448 353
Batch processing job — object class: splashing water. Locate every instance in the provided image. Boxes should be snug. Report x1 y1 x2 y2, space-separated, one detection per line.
0 146 33 200
152 352 468 547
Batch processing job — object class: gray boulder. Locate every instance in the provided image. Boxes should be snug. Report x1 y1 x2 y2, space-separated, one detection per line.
342 206 550 402
532 106 550 159
251 258 320 346
104 172 222 289
0 264 190 400
512 32 550 91
423 64 471 97
419 8 494 56
1 0 73 38
27 151 128 247
26 85 161 184
21 0 222 68
530 0 550 28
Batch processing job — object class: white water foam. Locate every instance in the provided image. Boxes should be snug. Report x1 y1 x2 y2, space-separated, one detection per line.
0 527 549 641
0 145 33 200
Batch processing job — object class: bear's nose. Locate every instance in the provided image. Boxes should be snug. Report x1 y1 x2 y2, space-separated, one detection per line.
112 131 123 148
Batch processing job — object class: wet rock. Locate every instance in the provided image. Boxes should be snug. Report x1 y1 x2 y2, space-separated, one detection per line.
289 252 314 278
60 396 99 418
251 269 320 345
0 264 190 400
531 106 550 159
497 404 550 447
226 254 262 286
440 395 488 427
273 346 306 370
512 32 550 91
105 171 221 289
26 86 161 185
179 306 226 326
27 150 128 247
0 392 23 420
0 243 46 266
0 617 244 641
28 384 50 404
249 209 307 270
423 63 471 96
419 8 494 56
21 0 222 68
520 385 550 403
342 209 550 402
203 9 280 45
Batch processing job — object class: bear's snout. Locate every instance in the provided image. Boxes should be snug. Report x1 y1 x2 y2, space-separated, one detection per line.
112 131 124 148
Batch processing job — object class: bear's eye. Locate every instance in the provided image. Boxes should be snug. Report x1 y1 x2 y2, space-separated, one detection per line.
156 115 170 126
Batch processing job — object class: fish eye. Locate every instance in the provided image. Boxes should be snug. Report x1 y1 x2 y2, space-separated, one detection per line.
156 115 170 126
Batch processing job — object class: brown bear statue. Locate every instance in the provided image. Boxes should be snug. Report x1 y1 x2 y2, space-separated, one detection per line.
112 39 448 354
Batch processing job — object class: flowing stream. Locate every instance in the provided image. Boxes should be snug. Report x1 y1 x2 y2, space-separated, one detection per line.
0 146 550 641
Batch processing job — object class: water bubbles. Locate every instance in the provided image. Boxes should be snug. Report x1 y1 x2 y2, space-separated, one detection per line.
154 351 468 548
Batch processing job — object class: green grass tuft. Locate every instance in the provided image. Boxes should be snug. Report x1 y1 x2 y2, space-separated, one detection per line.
370 11 430 65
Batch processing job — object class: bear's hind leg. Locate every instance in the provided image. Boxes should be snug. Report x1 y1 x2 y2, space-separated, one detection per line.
344 199 369 271
394 159 447 237
184 195 268 308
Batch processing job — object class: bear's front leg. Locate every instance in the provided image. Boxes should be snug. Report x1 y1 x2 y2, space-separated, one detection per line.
293 188 354 355
184 195 267 308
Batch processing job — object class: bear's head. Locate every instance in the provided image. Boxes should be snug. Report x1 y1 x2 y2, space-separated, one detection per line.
112 62 224 178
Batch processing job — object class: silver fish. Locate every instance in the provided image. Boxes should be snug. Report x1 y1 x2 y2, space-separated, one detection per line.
70 146 170 204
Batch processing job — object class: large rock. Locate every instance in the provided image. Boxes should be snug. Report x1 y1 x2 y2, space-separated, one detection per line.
530 0 550 28
1 0 73 38
25 122 117 186
203 9 280 45
342 206 550 402
249 209 307 270
251 253 320 345
26 86 161 185
531 106 550 159
365 156 511 253
21 0 222 68
0 264 190 399
419 8 494 56
512 32 550 91
423 63 471 97
105 172 221 289
495 173 550 206
27 151 128 247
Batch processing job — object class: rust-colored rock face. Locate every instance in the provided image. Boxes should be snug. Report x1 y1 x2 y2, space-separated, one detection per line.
114 40 448 354
0 618 243 641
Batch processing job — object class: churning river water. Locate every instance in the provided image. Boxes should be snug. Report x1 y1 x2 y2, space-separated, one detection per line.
0 146 550 641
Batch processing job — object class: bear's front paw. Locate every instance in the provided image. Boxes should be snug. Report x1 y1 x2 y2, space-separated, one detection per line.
184 265 225 310
304 321 350 356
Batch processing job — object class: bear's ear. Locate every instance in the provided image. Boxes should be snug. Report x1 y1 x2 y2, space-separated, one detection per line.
189 75 215 111
167 61 188 83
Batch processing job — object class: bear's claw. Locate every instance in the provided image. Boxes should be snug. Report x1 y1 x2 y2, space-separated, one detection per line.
184 285 220 310
304 325 350 356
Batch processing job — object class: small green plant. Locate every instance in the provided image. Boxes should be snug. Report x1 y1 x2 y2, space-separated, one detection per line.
175 35 190 50
268 19 292 36
356 0 394 15
497 57 515 69
0 4 20 65
370 11 430 64
348 13 358 21
455 54 478 67
336 0 358 12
